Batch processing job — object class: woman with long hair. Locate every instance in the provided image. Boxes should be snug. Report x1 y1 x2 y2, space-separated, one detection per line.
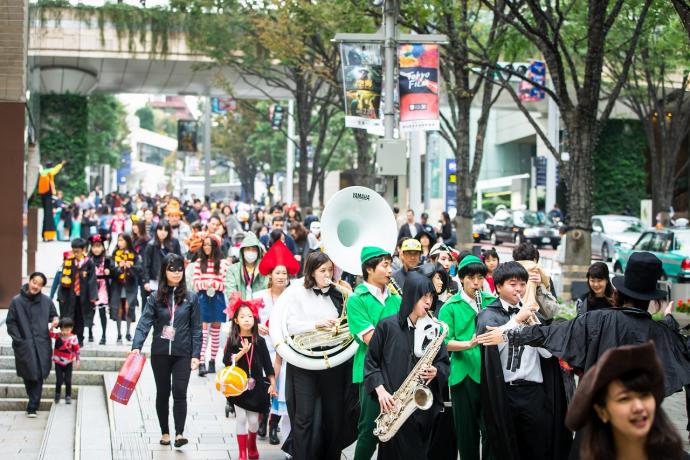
288 222 315 275
192 234 229 376
255 240 300 445
576 262 615 316
143 220 182 295
566 342 687 460
131 253 201 448
110 233 140 343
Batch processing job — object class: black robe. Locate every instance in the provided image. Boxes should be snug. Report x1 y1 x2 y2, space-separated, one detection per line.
109 253 142 322
506 307 690 396
364 315 450 460
476 299 572 460
57 257 98 325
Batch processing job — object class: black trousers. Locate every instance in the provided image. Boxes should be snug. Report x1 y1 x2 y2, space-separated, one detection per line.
55 363 73 397
23 379 43 412
73 298 85 345
506 382 550 460
685 385 690 432
150 354 192 436
286 363 347 460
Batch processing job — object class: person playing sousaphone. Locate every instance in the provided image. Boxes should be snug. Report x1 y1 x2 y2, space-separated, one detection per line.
277 251 357 460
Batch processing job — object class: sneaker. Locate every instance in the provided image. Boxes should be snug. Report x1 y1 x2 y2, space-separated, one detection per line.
26 410 37 418
208 361 216 374
125 333 132 342
65 396 72 405
53 395 60 404
99 336 106 345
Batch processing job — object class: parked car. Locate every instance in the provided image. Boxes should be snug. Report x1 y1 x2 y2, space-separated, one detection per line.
613 227 690 284
591 215 645 261
486 209 561 249
472 209 494 242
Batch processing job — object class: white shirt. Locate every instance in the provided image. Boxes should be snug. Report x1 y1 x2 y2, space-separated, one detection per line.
460 289 480 314
408 223 417 237
255 288 279 358
282 279 339 335
362 281 389 306
497 299 552 383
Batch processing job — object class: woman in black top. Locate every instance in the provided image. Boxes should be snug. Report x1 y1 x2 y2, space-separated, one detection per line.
576 262 615 316
142 220 182 295
131 253 201 448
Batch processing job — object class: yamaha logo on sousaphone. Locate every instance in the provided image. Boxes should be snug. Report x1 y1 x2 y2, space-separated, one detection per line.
268 186 398 370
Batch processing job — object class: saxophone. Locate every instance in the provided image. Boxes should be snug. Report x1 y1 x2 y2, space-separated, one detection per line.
373 313 448 442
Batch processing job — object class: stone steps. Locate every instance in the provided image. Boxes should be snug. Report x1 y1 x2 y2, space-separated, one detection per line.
0 398 53 411
0 355 125 372
0 345 130 359
0 383 80 399
0 369 104 385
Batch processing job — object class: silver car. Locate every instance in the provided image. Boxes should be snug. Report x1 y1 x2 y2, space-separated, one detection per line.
591 215 646 261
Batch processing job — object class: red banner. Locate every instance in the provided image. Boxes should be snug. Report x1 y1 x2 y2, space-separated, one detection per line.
398 44 440 132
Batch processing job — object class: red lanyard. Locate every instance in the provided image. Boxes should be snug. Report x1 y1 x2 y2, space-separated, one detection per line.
242 335 255 377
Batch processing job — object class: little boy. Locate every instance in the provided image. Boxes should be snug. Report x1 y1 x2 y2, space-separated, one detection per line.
50 317 81 404
476 261 568 460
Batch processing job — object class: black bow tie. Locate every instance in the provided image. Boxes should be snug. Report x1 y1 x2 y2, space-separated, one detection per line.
313 288 330 296
507 306 521 316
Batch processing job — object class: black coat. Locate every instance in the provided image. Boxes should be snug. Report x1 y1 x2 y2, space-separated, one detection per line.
57 257 98 324
476 299 572 460
6 286 58 381
397 222 424 241
109 253 142 321
131 290 201 358
507 306 690 396
223 335 274 412
142 239 182 284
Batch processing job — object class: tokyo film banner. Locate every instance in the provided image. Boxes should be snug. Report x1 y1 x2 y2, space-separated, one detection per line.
398 44 440 132
518 60 546 102
340 43 383 130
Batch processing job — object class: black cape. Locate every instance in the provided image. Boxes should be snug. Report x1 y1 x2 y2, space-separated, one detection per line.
507 307 690 396
476 299 572 460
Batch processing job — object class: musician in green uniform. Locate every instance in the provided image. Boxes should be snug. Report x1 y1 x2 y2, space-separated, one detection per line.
438 255 496 460
348 246 401 460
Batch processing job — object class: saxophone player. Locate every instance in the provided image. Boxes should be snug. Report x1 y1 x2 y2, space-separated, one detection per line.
364 272 450 459
347 247 401 460
437 255 495 460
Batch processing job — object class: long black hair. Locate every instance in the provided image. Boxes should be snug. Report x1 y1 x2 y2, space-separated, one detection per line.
415 262 449 295
113 232 135 255
199 236 221 274
155 253 187 306
397 271 437 327
580 370 683 460
153 220 173 249
228 305 259 350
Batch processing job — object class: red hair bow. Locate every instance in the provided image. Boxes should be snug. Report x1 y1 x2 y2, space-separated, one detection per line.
224 291 264 319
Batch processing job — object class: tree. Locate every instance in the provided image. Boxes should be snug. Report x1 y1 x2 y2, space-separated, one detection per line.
395 0 506 249
606 4 690 221
135 106 154 131
671 0 690 38
481 0 652 283
88 94 128 167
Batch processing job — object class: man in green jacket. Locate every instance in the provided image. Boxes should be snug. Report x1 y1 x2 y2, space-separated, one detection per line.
225 232 268 300
347 246 401 460
438 255 495 460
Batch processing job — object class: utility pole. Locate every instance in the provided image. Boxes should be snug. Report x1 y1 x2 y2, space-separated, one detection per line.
286 99 295 204
334 0 446 205
203 95 211 200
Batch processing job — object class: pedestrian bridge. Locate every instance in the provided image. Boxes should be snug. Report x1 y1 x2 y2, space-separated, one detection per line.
28 7 291 98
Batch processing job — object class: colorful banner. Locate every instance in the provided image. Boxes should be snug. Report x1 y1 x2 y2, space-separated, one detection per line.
340 43 383 130
518 60 546 102
398 44 440 132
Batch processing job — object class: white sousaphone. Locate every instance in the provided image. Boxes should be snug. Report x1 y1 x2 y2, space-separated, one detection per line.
269 186 398 370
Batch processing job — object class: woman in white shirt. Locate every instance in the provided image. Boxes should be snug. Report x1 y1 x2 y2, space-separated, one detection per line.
278 251 351 460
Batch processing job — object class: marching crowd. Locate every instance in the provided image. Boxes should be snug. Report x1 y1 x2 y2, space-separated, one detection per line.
5 188 690 460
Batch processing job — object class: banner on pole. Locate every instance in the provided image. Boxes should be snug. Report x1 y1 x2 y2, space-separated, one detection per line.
518 60 546 102
340 43 383 130
398 44 440 132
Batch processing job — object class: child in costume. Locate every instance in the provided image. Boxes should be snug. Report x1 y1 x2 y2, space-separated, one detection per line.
88 234 113 344
223 294 277 460
110 233 140 343
50 317 80 404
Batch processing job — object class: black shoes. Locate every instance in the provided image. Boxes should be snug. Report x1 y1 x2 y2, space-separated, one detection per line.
269 417 280 445
99 336 106 345
258 414 268 438
125 333 132 342
88 335 94 343
198 363 207 377
54 394 60 404
174 436 188 448
116 335 122 344
65 396 72 405
26 410 37 418
208 361 216 374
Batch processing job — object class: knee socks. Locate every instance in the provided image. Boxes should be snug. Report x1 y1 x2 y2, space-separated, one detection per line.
200 327 208 362
209 324 221 362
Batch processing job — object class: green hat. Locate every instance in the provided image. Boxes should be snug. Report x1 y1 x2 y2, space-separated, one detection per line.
457 255 483 271
360 246 390 264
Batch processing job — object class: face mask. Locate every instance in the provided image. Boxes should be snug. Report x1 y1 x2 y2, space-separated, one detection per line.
244 250 258 264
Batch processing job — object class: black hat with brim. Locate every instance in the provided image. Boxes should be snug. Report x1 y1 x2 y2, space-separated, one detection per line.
611 251 667 301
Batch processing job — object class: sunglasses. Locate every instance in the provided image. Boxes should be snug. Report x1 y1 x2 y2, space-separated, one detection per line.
166 266 184 273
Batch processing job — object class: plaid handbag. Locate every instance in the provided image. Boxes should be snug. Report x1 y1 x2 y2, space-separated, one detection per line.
110 353 146 405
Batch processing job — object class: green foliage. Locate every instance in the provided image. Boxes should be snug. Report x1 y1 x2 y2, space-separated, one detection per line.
88 94 127 167
39 94 89 201
135 106 154 131
32 0 190 55
592 120 649 215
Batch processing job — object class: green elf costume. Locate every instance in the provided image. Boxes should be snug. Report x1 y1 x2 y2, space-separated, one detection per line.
438 255 495 460
347 246 401 460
